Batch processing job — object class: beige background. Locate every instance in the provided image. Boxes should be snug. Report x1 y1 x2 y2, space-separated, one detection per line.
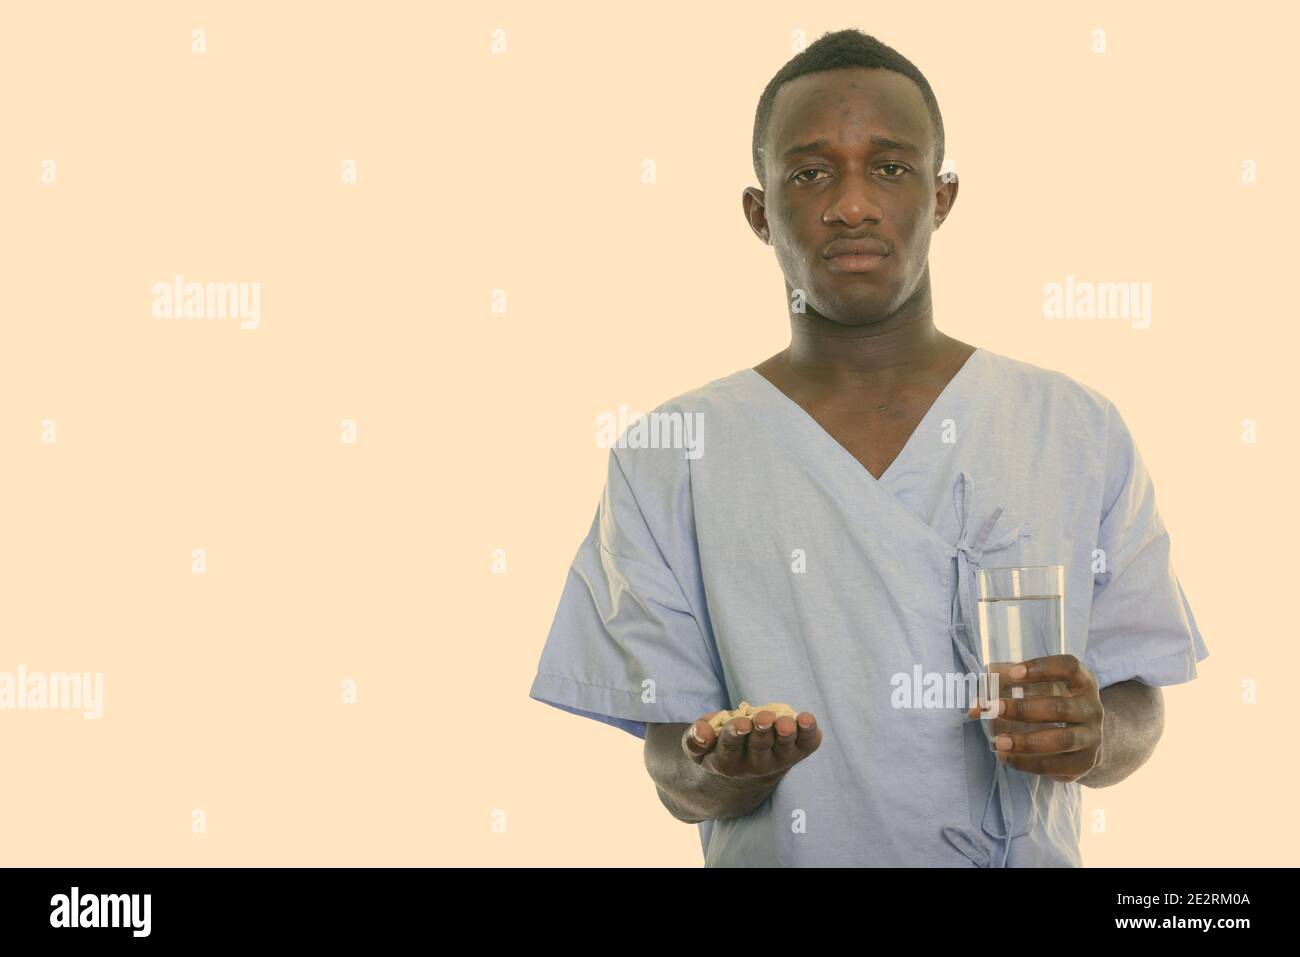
0 2 1292 866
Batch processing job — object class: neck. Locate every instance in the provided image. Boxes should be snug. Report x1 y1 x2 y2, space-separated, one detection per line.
782 306 949 391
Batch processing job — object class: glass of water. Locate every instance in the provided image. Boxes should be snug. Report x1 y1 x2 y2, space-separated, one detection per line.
975 564 1066 751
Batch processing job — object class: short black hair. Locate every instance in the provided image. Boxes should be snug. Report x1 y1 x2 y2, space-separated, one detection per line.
752 29 945 187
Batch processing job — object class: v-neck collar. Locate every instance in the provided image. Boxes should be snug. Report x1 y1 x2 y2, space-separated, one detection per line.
739 346 985 490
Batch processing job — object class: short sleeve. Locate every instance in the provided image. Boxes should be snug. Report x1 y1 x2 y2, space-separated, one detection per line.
1083 401 1209 689
528 448 730 739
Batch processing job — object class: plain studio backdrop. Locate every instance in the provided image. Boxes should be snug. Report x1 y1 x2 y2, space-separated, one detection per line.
0 1 1293 865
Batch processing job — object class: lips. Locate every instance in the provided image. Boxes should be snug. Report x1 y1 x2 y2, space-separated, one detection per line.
823 237 890 259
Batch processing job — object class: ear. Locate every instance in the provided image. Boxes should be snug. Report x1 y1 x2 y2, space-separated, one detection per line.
933 170 958 230
742 187 771 245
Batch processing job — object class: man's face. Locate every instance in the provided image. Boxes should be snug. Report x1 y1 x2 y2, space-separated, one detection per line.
745 67 955 326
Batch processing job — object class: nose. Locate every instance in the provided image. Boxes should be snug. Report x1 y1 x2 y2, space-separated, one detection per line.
822 168 884 226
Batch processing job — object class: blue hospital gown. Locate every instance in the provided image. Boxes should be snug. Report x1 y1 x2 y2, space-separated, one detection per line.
527 347 1208 867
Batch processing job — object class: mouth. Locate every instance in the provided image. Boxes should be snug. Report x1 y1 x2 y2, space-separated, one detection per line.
823 252 889 273
821 236 890 274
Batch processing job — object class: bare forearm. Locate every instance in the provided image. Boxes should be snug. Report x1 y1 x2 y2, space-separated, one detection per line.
1078 679 1165 788
643 723 786 822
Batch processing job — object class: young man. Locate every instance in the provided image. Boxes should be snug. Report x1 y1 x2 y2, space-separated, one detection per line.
527 29 1207 867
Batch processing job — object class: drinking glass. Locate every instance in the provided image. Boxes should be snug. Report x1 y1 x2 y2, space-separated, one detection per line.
974 564 1067 751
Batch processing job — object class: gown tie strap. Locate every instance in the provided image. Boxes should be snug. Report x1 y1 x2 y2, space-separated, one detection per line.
940 470 1030 868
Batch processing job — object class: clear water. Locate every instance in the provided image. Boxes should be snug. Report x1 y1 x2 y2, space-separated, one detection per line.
976 595 1067 746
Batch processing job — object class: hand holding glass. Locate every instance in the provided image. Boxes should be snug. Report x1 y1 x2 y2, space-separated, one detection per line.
974 564 1068 751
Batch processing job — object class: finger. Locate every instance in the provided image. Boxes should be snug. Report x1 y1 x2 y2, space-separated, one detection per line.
985 661 1063 701
708 717 751 776
1000 694 1097 725
991 723 1096 757
1004 654 1096 695
975 715 1017 756
745 710 779 773
982 661 1018 697
682 718 717 762
971 697 1007 721
770 714 799 761
1003 751 1088 780
794 712 821 755
985 715 1014 738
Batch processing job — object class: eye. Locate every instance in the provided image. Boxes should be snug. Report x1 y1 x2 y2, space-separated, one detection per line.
793 169 830 184
878 163 910 177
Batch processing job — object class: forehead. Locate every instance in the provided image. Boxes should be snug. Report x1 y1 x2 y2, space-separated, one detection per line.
767 67 931 157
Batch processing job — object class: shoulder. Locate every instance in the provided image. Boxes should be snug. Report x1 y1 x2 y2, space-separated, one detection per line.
976 347 1118 436
977 349 1144 509
605 367 752 495
646 367 756 418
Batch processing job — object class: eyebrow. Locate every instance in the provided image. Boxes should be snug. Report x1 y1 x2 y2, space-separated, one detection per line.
780 135 921 162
